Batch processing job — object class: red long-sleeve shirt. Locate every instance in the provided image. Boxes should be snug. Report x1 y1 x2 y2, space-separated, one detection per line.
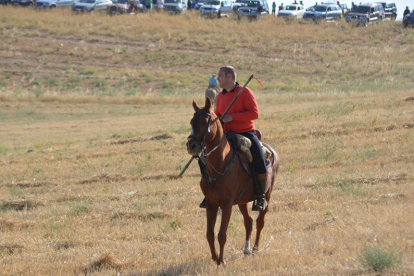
214 84 259 134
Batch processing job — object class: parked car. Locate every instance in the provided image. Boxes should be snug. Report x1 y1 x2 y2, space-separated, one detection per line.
237 0 269 19
10 0 36 6
106 0 129 14
403 12 414 28
232 0 246 12
277 3 305 19
72 0 112 12
376 2 397 20
345 3 385 26
164 0 187 14
193 0 204 9
36 0 76 8
306 5 315 11
303 3 342 21
200 0 232 17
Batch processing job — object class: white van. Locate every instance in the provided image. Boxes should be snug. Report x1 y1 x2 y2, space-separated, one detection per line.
199 0 233 17
164 0 187 13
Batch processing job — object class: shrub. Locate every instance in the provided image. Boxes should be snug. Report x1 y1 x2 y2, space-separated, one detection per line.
358 244 401 272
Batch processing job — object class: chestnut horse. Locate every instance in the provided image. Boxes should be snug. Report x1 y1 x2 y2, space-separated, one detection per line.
186 97 279 266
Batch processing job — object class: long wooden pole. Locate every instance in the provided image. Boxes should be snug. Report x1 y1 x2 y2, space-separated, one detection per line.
178 75 254 178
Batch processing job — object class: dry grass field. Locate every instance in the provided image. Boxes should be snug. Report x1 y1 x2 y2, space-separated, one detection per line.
1 6 414 275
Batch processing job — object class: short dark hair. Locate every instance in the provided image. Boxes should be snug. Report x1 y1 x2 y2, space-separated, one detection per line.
219 66 237 81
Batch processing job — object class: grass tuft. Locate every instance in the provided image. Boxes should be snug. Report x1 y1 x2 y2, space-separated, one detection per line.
358 244 402 272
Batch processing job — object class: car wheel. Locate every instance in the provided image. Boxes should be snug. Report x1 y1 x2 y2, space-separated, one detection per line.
364 19 369 27
217 11 221 18
378 16 382 24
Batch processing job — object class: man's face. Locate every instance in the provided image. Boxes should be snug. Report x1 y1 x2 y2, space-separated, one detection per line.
217 69 228 88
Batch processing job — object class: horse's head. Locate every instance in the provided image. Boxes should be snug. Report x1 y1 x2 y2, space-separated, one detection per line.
186 97 219 156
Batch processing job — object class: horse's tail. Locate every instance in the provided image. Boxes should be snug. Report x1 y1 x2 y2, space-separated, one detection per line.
263 143 279 192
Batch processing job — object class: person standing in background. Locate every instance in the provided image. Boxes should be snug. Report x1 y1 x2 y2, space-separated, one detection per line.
404 6 410 17
157 0 164 11
272 1 276 15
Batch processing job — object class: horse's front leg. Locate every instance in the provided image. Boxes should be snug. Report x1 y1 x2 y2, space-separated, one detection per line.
206 201 219 262
253 200 269 252
217 202 233 266
238 204 253 255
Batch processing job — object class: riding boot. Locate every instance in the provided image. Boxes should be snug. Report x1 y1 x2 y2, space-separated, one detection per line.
252 173 268 211
199 197 206 208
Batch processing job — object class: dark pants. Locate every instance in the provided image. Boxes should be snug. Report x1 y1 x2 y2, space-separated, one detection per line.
238 130 267 174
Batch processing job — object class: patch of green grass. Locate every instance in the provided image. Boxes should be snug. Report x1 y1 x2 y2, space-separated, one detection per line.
33 89 45 98
45 77 59 87
80 68 96 75
169 218 181 231
91 79 106 88
70 201 92 216
42 221 68 239
358 244 401 272
64 76 82 89
8 186 26 196
145 75 154 83
0 81 7 87
0 144 8 155
314 139 338 162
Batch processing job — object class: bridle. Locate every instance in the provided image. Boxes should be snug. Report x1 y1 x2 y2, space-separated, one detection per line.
188 112 212 152
188 111 236 188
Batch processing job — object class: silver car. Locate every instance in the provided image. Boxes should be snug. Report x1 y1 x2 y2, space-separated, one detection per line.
72 0 112 12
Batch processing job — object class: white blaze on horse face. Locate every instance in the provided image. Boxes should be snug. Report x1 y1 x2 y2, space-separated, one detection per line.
243 240 251 255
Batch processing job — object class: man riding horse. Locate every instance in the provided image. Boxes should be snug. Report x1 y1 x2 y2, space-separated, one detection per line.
200 66 268 211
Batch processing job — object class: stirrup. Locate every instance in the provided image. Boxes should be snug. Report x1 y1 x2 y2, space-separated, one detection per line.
252 194 267 211
199 197 206 208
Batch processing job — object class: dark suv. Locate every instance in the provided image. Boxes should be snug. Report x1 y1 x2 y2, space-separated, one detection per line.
376 2 397 20
346 3 385 26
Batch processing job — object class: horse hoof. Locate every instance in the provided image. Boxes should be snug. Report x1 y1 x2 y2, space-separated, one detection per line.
217 260 227 266
243 248 252 255
243 240 251 255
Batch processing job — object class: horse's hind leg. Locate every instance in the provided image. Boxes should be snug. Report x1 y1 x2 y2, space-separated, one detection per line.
238 204 253 255
253 205 268 252
206 203 219 262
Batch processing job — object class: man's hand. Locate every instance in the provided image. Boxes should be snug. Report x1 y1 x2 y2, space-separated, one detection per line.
222 114 233 123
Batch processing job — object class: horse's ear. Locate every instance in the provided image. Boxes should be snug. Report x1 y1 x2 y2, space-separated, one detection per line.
205 97 212 112
192 100 200 111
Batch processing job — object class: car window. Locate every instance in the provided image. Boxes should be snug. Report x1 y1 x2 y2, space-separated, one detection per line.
244 0 259 7
314 5 326 12
353 6 369 13
205 0 220 4
284 5 297 10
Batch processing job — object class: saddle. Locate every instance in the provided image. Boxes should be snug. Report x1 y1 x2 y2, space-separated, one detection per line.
226 131 272 174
